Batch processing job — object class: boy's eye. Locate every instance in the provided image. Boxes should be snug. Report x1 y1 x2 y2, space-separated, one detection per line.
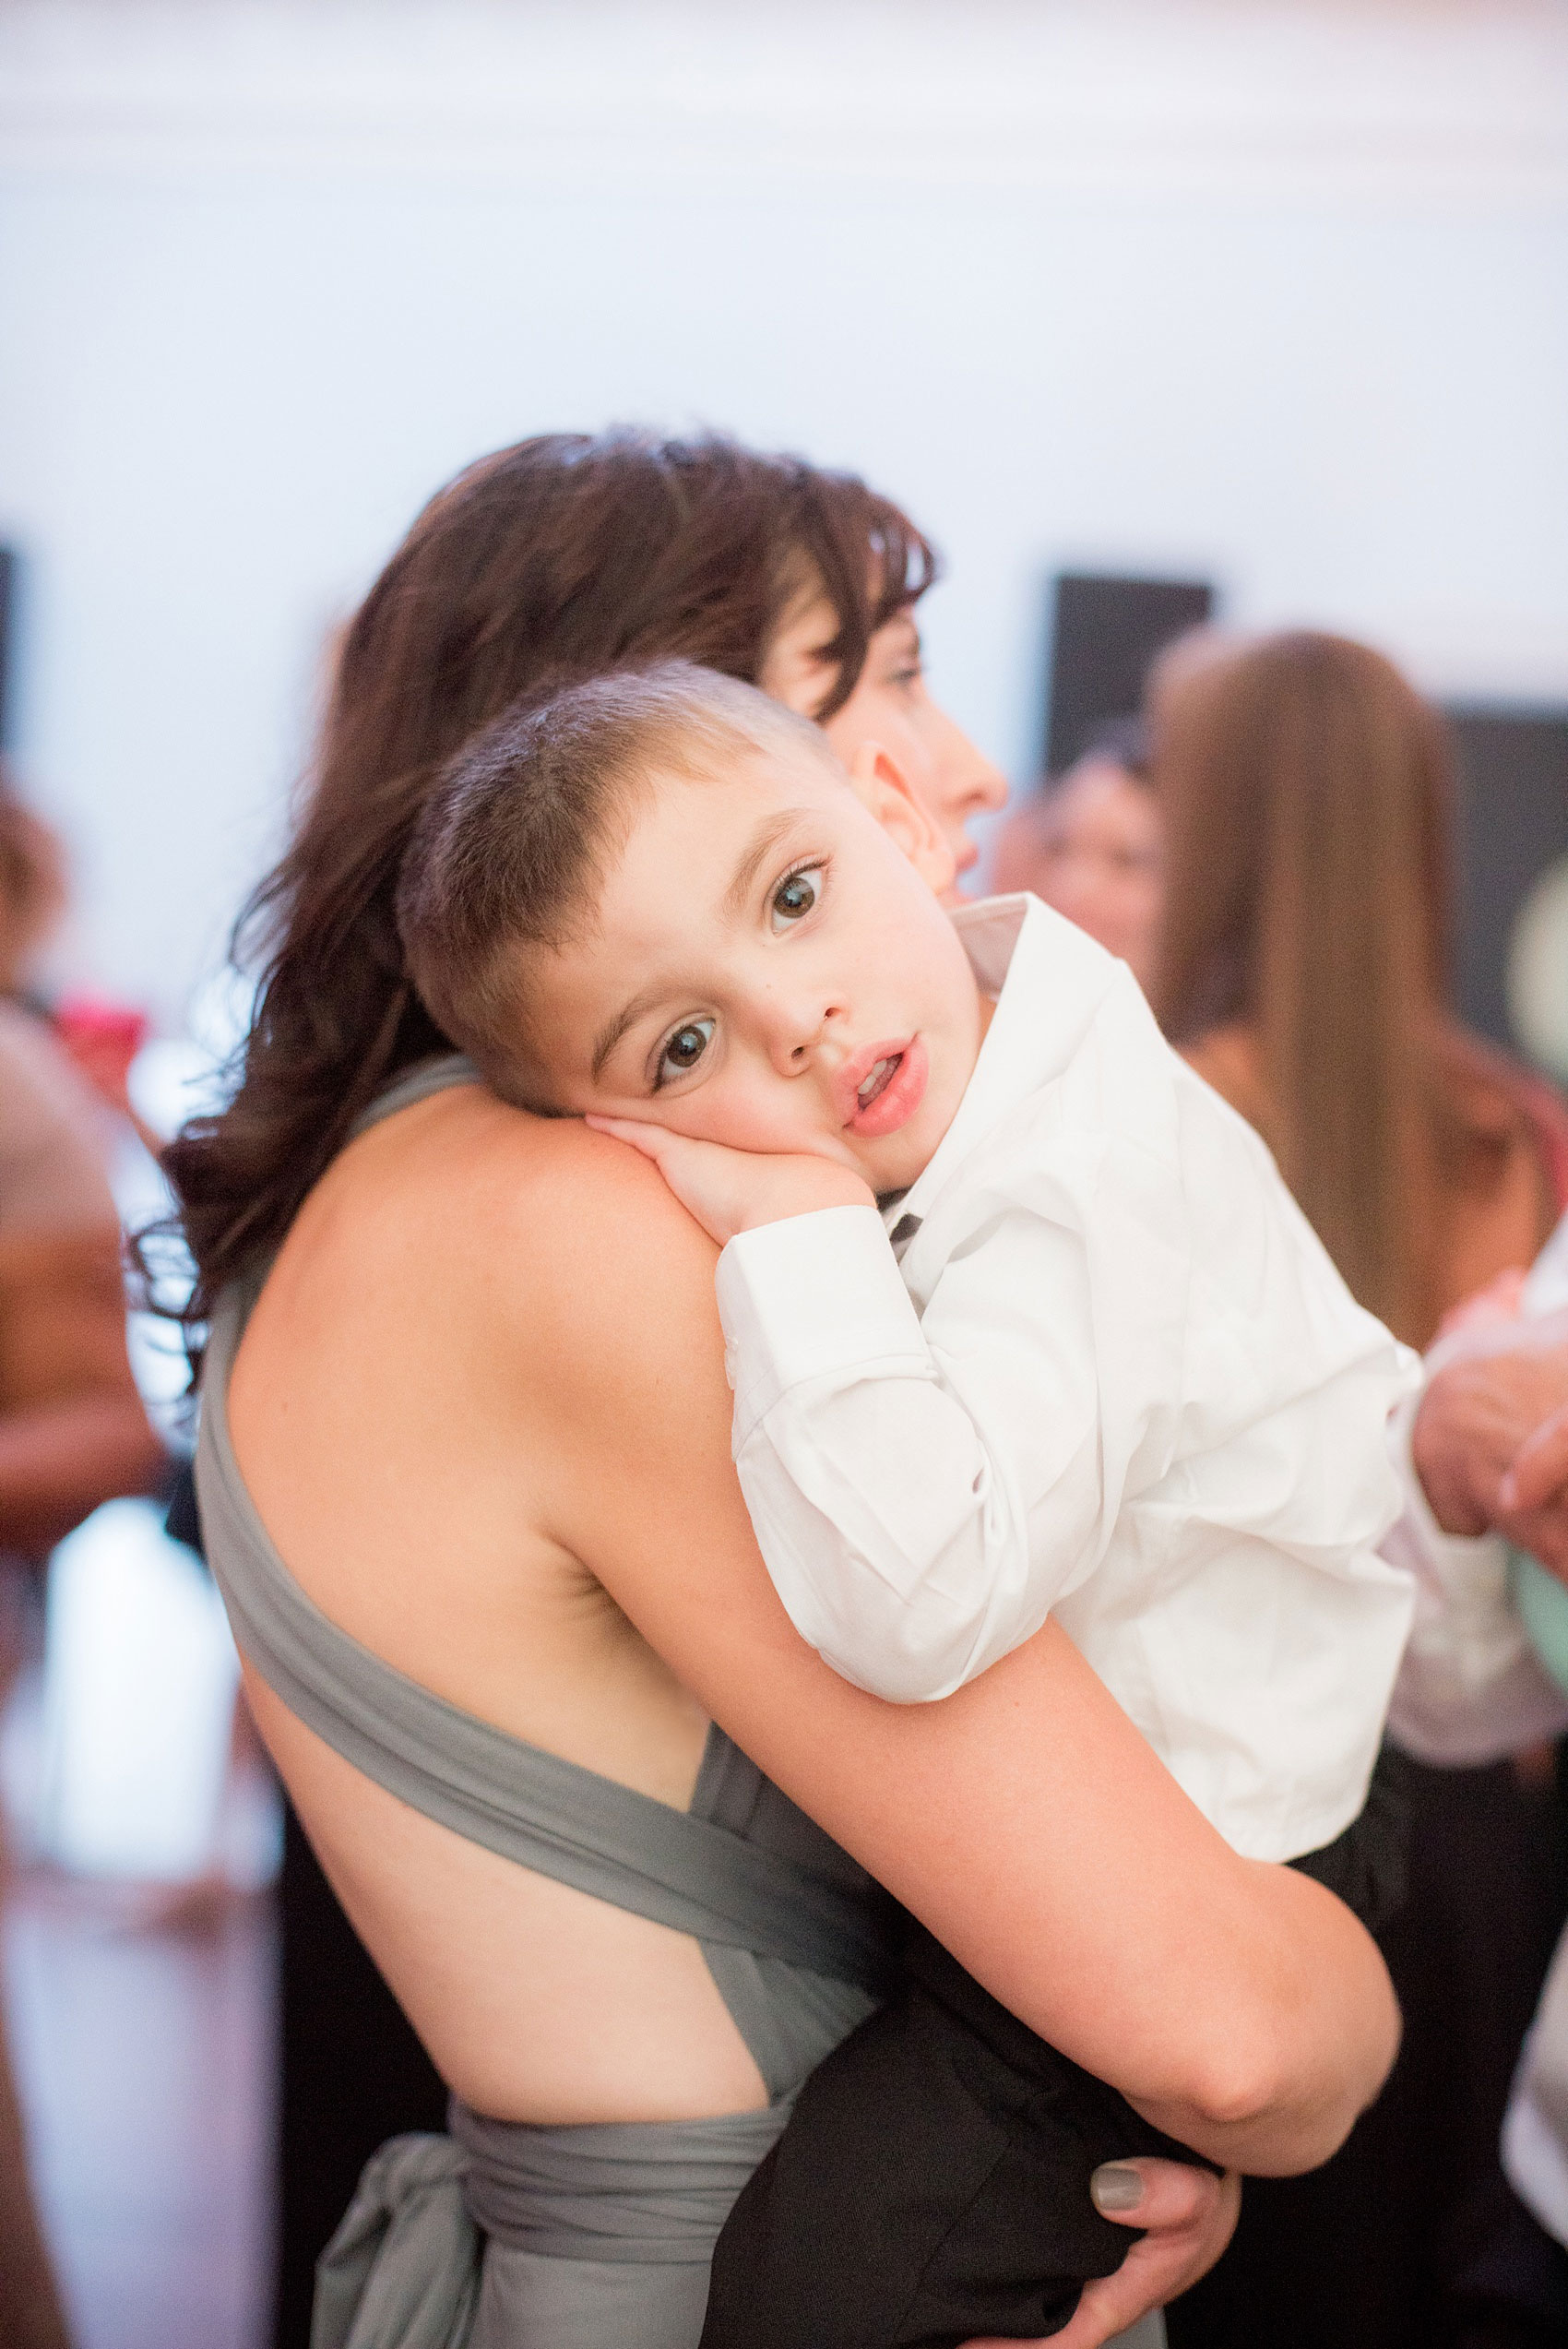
771 867 822 930
655 1018 715 1087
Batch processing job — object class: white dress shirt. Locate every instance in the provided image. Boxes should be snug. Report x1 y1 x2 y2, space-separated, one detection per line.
716 895 1419 1863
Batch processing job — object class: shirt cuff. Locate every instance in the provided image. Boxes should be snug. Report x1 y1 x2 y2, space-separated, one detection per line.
716 1203 929 1445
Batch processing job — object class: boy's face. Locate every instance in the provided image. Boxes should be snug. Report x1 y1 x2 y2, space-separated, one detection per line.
521 739 986 1193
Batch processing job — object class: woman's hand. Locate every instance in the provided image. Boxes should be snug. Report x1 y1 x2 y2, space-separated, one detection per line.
1501 1401 1568 1548
962 2159 1241 2349
1416 1276 1568 1573
585 1115 873 1248
1412 1303 1568 1557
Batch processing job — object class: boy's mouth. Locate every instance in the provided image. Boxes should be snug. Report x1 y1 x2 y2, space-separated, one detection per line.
840 1038 929 1139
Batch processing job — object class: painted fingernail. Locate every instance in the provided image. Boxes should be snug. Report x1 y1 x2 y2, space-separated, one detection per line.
1090 2164 1146 2214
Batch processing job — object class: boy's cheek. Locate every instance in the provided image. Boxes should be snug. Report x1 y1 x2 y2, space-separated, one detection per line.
682 1079 834 1161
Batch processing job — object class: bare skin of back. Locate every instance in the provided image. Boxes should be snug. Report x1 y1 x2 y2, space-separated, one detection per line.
233 1082 772 2122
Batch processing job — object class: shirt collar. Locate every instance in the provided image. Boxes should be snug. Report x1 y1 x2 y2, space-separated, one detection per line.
886 891 1122 1228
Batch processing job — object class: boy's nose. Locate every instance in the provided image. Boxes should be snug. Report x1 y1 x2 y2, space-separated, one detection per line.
766 996 843 1075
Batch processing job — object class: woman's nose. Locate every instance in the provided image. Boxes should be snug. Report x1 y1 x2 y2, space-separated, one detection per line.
930 717 1008 876
953 733 1009 818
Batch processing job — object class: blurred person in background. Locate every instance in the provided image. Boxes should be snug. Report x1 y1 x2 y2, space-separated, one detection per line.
989 718 1164 989
0 769 165 2349
0 779 67 1008
1146 629 1568 2349
0 770 163 1544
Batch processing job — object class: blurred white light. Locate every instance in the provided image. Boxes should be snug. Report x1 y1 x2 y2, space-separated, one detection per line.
128 966 256 1142
37 1500 240 1882
1508 854 1568 1083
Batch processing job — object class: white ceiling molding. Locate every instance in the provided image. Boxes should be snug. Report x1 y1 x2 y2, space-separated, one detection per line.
2 0 1566 202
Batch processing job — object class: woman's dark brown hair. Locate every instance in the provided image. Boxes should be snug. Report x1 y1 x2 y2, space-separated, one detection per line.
1150 629 1455 1344
160 429 936 1325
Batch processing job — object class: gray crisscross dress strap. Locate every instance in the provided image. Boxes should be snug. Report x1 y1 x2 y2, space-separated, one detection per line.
195 1055 894 2349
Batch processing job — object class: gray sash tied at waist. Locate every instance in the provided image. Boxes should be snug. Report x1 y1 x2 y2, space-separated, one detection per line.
451 2101 792 2261
312 2102 795 2349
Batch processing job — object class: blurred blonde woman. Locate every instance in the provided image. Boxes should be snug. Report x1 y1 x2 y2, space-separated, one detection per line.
1148 630 1568 2349
1151 632 1565 1350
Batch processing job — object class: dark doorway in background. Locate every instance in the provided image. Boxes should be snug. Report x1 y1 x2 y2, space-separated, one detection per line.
1043 571 1215 777
1448 707 1568 1075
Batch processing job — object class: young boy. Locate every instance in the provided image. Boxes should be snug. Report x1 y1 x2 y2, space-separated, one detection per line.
397 662 1418 2346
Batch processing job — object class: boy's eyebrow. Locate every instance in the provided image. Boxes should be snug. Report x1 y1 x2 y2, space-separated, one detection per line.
591 987 663 1081
721 808 811 923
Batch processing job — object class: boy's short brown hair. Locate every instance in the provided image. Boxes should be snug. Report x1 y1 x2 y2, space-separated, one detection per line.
396 662 839 1098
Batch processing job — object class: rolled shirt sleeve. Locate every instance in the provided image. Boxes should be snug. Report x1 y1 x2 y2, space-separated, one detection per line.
716 1201 1120 1702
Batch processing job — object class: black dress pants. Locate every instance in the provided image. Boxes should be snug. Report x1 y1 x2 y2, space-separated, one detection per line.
701 1920 1206 2349
701 1749 1414 2349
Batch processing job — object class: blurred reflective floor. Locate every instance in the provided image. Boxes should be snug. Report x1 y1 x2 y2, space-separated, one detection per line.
3 1866 276 2349
0 1531 279 2349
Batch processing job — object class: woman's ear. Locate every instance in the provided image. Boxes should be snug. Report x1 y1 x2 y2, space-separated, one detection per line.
847 742 957 899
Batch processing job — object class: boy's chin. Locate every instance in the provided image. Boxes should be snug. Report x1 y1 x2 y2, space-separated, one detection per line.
843 1140 919 1197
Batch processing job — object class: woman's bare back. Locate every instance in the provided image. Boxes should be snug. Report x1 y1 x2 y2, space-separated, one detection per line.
229 1079 771 2123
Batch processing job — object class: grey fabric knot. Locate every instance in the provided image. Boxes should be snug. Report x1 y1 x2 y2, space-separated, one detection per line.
312 2132 478 2349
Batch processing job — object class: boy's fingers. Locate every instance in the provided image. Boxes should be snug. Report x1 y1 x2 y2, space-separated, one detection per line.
584 1114 683 1163
1501 1401 1568 1517
585 1114 657 1145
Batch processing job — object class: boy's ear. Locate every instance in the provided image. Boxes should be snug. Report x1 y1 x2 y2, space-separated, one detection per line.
846 742 956 899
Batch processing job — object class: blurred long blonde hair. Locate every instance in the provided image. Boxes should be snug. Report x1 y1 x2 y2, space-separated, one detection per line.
1149 630 1454 1345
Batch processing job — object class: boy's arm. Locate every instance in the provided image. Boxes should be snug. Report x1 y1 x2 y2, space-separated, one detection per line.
588 1115 1127 1702
720 1201 1130 1699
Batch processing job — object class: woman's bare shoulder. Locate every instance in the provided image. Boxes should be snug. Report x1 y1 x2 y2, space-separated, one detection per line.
290 1080 721 1381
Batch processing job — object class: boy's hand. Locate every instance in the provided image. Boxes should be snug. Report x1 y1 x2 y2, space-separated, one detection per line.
586 1116 874 1248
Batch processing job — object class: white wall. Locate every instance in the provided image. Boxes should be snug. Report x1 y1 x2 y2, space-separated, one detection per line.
2 0 1566 1024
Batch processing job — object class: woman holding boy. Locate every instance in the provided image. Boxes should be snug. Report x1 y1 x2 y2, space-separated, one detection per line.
171 432 1398 2346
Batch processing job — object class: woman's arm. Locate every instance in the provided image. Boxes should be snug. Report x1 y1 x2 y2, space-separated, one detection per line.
0 1225 163 1556
518 1135 1399 2176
